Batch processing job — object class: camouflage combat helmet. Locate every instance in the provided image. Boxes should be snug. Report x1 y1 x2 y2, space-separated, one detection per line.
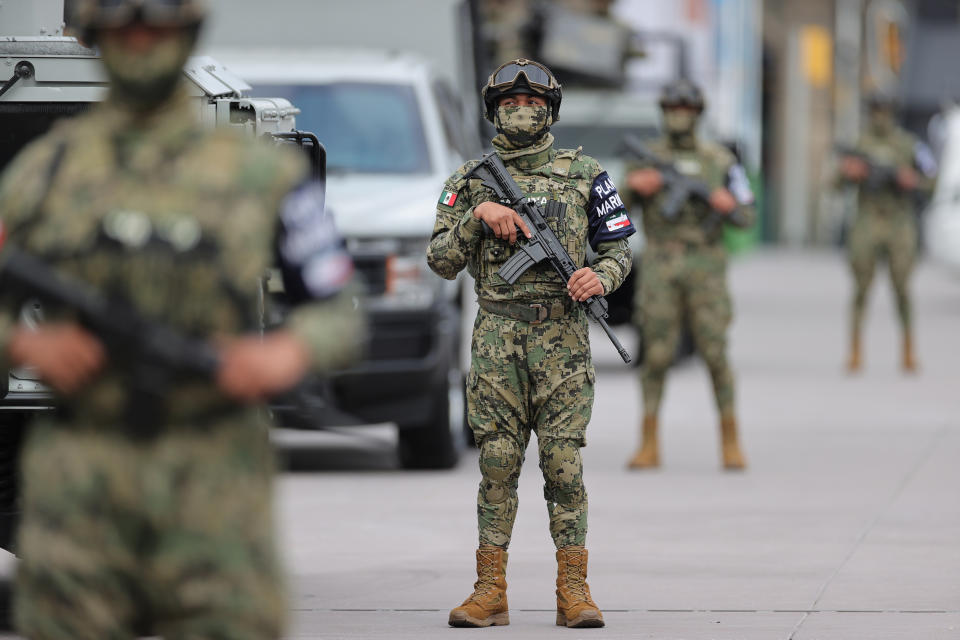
482 58 563 123
72 0 208 43
659 79 705 113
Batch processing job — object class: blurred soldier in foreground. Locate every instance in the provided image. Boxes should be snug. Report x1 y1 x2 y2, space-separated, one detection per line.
0 1 360 638
837 93 937 373
622 80 755 470
428 59 635 629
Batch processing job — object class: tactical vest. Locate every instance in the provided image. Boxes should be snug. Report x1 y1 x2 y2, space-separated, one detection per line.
469 148 592 301
856 128 917 216
635 138 731 247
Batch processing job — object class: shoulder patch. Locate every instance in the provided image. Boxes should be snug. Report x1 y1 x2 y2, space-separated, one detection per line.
726 164 755 205
439 189 459 207
586 170 636 250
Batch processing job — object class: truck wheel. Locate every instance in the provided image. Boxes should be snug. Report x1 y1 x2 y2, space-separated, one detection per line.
0 413 26 554
397 371 465 470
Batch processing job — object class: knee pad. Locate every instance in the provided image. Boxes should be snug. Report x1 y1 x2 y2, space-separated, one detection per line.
644 342 674 371
540 440 585 507
479 433 521 505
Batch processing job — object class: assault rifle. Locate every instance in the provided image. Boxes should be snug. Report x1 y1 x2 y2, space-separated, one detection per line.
0 246 220 435
463 153 631 364
621 135 712 221
621 135 746 232
836 146 901 191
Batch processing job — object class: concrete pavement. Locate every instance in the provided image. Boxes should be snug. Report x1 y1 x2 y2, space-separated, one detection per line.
0 250 957 639
279 250 959 639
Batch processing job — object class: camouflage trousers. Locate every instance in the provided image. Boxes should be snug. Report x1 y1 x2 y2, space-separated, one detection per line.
467 307 595 550
14 413 286 640
847 211 917 334
635 245 735 419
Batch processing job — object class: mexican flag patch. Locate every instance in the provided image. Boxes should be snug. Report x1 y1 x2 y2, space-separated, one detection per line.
605 212 631 231
439 189 459 207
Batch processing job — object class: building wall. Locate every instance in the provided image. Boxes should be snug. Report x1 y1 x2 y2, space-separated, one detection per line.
763 0 838 245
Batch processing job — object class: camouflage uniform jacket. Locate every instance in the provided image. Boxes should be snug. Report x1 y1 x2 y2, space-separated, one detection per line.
840 127 936 218
0 90 361 429
623 137 755 256
427 137 634 302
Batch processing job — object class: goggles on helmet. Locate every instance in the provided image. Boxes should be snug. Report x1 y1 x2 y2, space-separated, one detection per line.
488 59 559 93
87 0 205 29
660 99 701 110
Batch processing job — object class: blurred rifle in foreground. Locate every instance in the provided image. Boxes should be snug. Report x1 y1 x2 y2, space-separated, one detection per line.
0 246 220 435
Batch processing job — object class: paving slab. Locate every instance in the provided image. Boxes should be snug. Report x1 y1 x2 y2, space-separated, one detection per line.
0 250 957 640
287 610 805 640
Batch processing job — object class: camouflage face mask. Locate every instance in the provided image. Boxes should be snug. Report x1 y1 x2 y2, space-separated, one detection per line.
870 110 895 135
663 108 698 136
99 30 195 111
495 104 552 146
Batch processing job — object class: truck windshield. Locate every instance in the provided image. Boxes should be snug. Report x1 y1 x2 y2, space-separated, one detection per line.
252 82 432 175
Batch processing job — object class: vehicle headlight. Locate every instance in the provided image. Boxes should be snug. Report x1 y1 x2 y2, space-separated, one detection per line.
384 253 436 307
350 238 445 311
12 301 44 382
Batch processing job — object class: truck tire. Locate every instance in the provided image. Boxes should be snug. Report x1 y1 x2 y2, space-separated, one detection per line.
397 371 464 470
0 413 26 554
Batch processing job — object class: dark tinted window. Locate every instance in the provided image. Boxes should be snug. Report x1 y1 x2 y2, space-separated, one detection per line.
253 82 431 174
0 103 90 172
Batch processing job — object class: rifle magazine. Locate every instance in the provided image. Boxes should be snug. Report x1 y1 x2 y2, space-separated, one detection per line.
498 250 537 284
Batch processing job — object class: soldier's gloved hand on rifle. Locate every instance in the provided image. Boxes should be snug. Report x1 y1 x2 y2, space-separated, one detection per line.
896 166 920 191
216 330 310 403
473 201 532 244
841 155 870 182
626 168 664 197
567 267 604 302
709 187 738 215
8 323 105 395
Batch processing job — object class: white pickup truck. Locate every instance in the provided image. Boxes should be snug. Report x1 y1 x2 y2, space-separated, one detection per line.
212 49 481 468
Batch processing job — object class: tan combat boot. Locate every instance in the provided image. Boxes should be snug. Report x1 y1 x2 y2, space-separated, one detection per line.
627 415 660 469
555 546 604 628
720 416 746 470
847 331 862 373
448 545 509 627
902 334 918 373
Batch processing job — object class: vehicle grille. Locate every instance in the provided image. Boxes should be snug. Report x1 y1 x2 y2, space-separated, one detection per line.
367 314 434 360
352 253 387 295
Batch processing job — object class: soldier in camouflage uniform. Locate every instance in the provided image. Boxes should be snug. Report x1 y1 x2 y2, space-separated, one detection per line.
837 93 937 373
0 1 361 638
428 59 634 629
622 80 755 471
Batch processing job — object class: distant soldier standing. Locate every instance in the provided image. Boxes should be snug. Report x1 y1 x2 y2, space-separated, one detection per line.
428 59 635 629
0 1 361 638
837 93 937 372
623 80 755 470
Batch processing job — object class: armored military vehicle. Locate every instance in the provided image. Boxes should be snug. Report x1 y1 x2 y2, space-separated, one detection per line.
0 0 318 552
